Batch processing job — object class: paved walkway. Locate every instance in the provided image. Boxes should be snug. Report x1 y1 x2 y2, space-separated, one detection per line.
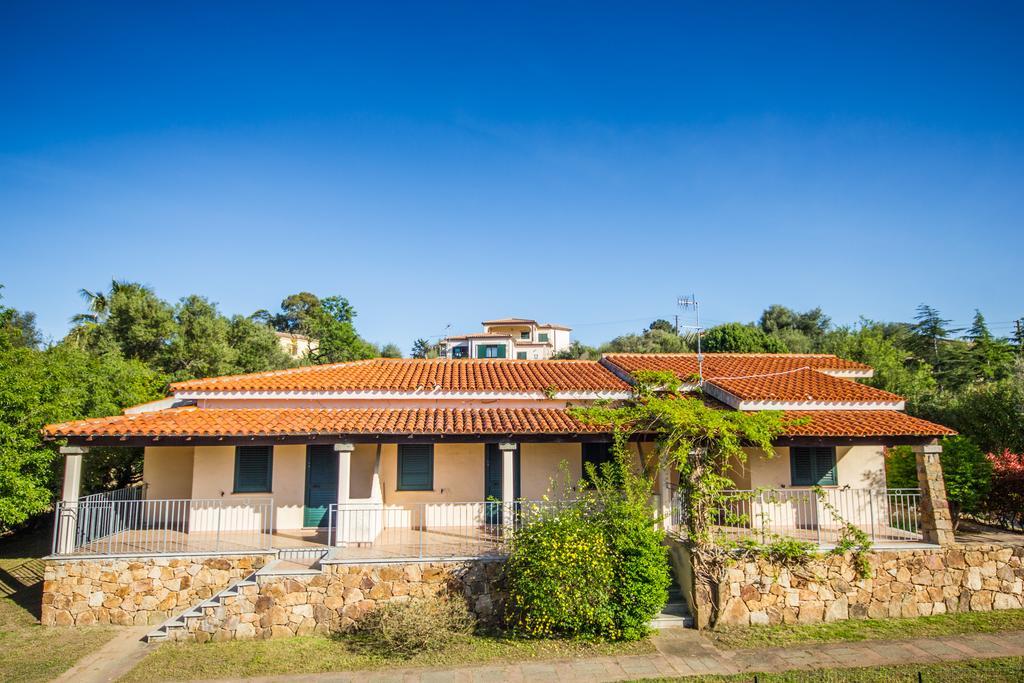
195 629 1024 683
52 624 153 683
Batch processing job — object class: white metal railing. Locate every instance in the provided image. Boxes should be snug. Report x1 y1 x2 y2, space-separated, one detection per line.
52 498 274 556
670 488 924 545
327 500 577 561
80 483 149 504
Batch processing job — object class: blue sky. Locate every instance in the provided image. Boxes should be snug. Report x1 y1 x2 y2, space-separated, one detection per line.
2 1 1022 351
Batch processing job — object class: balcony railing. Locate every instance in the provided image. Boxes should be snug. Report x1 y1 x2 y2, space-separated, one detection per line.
671 488 924 546
327 500 576 562
52 497 274 556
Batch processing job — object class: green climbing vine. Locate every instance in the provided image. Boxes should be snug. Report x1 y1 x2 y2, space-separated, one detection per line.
569 370 793 622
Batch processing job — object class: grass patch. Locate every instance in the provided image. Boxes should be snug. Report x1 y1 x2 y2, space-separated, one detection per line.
120 632 655 682
708 608 1024 650
0 526 117 683
638 656 1024 682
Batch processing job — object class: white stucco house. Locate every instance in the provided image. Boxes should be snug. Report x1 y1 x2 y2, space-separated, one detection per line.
440 317 571 359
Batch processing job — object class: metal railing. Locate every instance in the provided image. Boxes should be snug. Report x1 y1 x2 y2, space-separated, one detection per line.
80 483 149 504
671 488 924 545
52 498 274 556
327 500 576 561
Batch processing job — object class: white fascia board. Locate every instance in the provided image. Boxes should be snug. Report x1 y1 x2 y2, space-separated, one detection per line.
736 399 905 411
702 382 743 409
819 369 874 378
173 389 633 401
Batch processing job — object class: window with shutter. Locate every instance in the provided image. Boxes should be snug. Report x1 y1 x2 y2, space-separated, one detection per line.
516 351 527 360
538 333 549 342
234 446 273 493
790 447 837 486
398 444 434 491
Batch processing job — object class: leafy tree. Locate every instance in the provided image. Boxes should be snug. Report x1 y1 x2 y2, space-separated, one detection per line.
379 343 403 358
0 286 41 349
0 340 165 530
553 340 601 360
411 338 436 359
957 310 1015 384
67 280 176 363
924 374 1024 455
647 319 676 334
306 296 377 364
886 437 992 529
601 328 692 354
759 305 830 339
819 320 937 405
701 322 788 353
228 315 298 372
909 304 959 386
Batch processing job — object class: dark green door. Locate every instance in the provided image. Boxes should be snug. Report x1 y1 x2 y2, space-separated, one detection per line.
484 444 520 523
304 445 338 528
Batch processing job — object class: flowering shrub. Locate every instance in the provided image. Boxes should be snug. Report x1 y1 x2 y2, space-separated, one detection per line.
985 450 1024 530
504 503 616 639
504 457 670 641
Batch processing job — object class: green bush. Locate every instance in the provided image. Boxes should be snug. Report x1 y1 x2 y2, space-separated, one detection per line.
593 483 671 640
886 436 993 528
505 504 616 639
505 462 670 641
358 594 475 657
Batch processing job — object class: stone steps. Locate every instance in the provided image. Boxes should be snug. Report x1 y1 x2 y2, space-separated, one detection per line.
650 584 694 629
144 572 259 643
143 549 332 643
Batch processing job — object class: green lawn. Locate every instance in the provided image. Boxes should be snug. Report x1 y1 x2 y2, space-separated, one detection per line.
639 656 1024 682
0 527 116 683
120 633 655 682
708 608 1024 650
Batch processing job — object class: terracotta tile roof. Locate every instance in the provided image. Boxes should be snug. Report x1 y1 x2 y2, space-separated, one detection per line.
781 410 955 437
602 353 872 379
43 407 606 438
708 368 903 404
43 406 954 440
169 359 630 394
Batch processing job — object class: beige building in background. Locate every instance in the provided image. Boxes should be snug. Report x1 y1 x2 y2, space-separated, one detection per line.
440 317 571 359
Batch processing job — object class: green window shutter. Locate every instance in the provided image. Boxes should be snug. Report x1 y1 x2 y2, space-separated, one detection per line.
496 345 506 358
791 447 837 486
516 351 527 360
477 346 488 358
538 333 549 342
813 447 838 486
398 444 433 491
235 446 273 492
520 331 529 340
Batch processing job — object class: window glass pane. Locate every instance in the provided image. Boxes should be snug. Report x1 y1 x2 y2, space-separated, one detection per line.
516 351 527 360
538 333 549 342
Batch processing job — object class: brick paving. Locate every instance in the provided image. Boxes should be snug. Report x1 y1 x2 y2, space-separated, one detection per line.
195 628 1024 682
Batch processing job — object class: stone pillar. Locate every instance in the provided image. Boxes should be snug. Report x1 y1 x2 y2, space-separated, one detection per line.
911 443 956 546
333 443 355 546
56 446 87 554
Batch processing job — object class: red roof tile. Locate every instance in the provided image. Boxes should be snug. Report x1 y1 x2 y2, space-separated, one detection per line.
43 407 605 438
781 410 955 437
169 359 630 394
43 406 954 440
603 353 872 379
708 368 903 404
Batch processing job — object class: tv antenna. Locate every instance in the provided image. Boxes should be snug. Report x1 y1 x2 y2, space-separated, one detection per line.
677 295 703 385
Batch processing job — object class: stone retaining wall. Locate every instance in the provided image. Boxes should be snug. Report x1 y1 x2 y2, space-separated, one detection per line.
42 555 270 626
715 544 1024 627
179 560 505 642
